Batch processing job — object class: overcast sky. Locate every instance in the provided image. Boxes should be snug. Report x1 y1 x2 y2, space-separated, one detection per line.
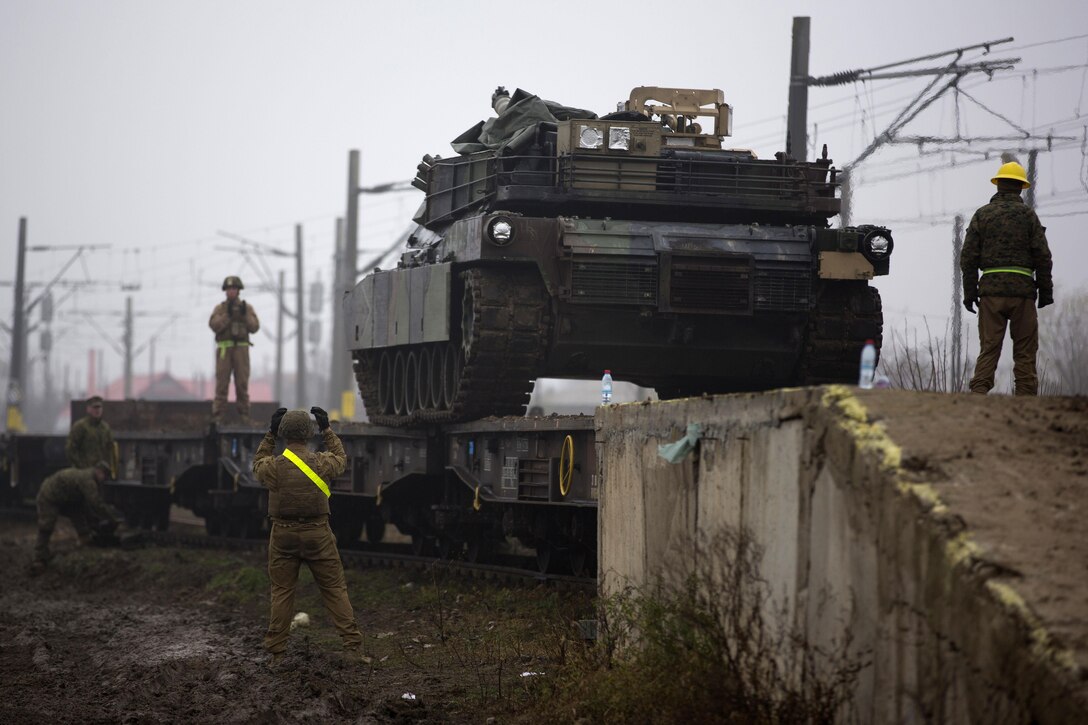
2 0 1086 407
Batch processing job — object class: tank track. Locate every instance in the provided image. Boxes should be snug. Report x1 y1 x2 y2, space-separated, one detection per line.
800 281 883 385
354 267 550 426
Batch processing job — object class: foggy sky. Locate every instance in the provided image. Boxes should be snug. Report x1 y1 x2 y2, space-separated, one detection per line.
2 0 1087 409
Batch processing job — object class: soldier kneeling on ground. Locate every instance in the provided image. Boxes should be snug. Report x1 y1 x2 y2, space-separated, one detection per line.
30 461 139 575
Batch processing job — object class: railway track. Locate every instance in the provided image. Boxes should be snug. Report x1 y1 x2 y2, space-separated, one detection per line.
144 528 596 593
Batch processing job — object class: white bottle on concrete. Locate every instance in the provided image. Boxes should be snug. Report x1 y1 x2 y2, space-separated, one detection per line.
858 340 877 389
601 370 613 405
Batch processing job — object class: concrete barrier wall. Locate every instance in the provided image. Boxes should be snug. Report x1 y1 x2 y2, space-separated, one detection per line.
596 387 1085 724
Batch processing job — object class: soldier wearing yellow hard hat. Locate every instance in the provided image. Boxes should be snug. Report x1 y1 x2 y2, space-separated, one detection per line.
208 276 260 422
960 160 1054 395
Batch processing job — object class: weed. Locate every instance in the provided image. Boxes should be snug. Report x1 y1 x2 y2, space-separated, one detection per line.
520 527 866 724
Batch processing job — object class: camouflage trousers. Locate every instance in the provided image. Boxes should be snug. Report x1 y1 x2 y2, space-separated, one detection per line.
264 518 363 654
213 344 251 418
970 296 1038 396
35 499 94 563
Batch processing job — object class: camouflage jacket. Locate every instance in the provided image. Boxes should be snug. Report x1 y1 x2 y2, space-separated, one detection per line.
252 429 346 519
961 192 1053 300
37 467 115 522
208 299 260 343
66 416 115 470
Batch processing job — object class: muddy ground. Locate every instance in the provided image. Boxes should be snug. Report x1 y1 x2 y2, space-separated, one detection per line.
0 520 590 724
857 390 1088 673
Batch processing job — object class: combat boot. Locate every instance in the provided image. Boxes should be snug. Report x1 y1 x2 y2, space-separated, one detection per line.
33 529 53 565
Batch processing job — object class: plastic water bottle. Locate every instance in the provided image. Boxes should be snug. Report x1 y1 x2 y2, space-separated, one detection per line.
858 340 876 389
601 370 613 405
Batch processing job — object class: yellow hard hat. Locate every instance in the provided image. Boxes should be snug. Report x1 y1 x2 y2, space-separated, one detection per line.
991 161 1030 188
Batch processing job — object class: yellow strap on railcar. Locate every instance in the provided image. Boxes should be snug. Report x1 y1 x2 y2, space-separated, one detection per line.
283 448 330 498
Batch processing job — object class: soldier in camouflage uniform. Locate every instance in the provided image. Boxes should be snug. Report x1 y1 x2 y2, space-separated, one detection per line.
209 276 260 421
961 161 1054 395
32 461 120 572
253 406 364 664
66 395 115 471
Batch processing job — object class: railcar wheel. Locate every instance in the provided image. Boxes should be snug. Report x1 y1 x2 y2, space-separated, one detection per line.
411 533 432 557
569 546 589 578
392 351 407 415
535 544 554 574
365 515 385 543
466 538 495 564
204 512 222 537
437 536 462 561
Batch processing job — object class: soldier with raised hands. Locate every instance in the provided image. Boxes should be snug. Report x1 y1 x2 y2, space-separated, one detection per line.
252 406 364 664
209 275 260 422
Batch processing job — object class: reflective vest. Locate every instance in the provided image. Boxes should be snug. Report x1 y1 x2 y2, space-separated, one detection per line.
282 449 330 498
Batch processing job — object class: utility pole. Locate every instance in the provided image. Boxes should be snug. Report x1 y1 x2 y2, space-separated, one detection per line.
6 218 28 431
329 215 347 411
1026 149 1038 209
276 270 285 405
787 16 810 161
951 214 965 390
124 296 133 399
295 224 305 407
335 150 361 416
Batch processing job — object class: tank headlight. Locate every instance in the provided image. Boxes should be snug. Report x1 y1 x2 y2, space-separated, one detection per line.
865 230 892 257
578 125 603 149
608 127 630 151
487 217 514 246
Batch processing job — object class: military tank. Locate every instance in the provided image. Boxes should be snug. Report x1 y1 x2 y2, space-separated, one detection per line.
346 86 892 426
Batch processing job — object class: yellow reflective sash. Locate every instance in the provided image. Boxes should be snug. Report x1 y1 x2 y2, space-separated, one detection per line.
282 448 330 498
981 266 1034 278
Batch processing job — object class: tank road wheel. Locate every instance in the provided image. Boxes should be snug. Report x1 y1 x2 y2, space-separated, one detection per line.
392 351 407 415
417 347 433 412
404 351 420 414
377 350 393 415
441 343 461 410
429 344 444 409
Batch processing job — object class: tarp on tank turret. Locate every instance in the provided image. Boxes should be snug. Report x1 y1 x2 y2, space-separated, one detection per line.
450 88 597 155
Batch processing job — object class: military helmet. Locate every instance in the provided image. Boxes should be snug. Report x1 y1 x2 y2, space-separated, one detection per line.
991 161 1030 188
222 275 244 290
278 409 315 440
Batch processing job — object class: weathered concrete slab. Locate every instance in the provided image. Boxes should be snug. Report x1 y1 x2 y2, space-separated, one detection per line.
597 387 1088 724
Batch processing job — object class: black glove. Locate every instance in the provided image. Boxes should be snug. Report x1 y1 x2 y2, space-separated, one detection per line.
270 407 287 435
1038 292 1054 309
310 406 330 432
963 296 977 314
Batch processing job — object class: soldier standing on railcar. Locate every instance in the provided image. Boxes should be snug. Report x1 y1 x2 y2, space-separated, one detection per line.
66 395 115 472
961 161 1054 395
253 407 364 665
209 275 260 422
